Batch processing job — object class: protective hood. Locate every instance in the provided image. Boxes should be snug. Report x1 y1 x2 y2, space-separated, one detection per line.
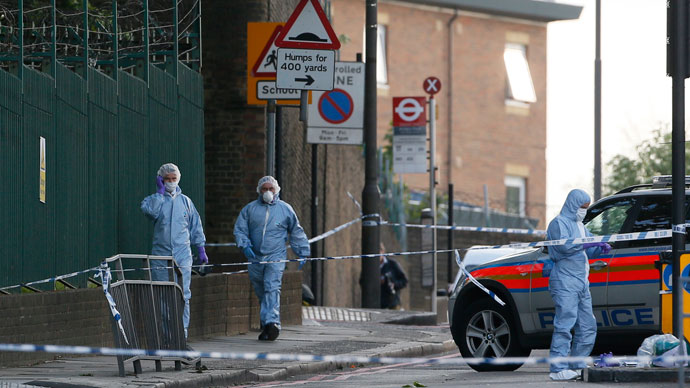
559 189 591 221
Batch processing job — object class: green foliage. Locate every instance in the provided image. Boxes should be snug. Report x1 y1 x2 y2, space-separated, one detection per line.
604 125 690 195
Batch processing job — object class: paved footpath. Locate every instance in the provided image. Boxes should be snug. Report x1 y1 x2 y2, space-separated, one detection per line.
0 307 455 388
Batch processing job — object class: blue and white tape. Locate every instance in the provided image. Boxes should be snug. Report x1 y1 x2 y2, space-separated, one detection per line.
0 226 681 294
205 213 377 247
0 342 685 367
382 221 546 236
0 265 101 292
467 229 674 251
94 264 129 345
454 250 505 306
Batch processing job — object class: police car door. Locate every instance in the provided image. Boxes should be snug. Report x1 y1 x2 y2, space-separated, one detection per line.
584 196 640 333
531 197 637 334
606 195 671 332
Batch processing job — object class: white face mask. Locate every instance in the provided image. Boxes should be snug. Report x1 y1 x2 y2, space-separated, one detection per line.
165 181 178 193
576 208 587 222
262 191 274 203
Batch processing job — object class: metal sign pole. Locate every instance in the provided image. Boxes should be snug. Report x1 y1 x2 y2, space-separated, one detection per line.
266 99 277 176
429 96 437 314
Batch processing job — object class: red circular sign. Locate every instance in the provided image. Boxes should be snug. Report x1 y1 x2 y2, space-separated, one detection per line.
423 76 442 95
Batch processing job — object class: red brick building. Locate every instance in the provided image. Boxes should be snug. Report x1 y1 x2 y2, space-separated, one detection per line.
331 0 581 227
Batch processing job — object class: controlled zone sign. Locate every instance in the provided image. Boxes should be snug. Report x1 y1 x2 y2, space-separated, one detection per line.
246 22 302 105
274 0 341 50
276 48 335 91
392 96 427 174
308 61 364 144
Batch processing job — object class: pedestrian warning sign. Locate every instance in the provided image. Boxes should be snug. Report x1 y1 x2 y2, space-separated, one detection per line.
252 25 282 77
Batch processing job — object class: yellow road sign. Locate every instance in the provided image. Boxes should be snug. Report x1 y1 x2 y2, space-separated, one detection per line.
247 22 303 106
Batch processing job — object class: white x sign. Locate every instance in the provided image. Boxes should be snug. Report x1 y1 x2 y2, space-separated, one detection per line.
423 76 442 95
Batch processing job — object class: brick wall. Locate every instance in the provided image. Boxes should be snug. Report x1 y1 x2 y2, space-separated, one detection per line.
0 272 302 367
332 0 548 227
201 0 368 308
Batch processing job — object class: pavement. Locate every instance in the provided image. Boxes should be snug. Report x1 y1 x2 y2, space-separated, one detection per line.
0 307 455 388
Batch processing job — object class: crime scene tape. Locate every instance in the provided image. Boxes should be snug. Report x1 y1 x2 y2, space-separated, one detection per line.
454 250 505 306
204 213 378 247
0 265 102 293
94 264 129 344
466 228 674 251
0 342 685 368
0 226 679 293
381 221 546 236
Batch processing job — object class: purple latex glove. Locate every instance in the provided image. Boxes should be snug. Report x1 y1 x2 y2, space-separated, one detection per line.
156 175 165 195
198 246 208 264
583 242 612 254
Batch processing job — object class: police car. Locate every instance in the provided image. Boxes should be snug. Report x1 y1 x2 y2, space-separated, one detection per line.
448 176 684 371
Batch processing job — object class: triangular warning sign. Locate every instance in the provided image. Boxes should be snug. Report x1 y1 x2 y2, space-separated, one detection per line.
252 25 282 77
274 0 341 50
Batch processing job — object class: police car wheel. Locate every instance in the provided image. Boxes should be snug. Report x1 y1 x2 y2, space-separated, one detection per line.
455 299 529 372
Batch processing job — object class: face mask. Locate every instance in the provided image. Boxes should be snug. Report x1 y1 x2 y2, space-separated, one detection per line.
262 191 274 203
576 208 587 222
165 181 178 193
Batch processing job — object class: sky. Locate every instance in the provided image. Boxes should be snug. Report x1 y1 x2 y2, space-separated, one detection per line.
546 0 671 220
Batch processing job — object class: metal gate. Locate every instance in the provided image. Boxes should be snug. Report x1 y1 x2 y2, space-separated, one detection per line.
104 254 200 376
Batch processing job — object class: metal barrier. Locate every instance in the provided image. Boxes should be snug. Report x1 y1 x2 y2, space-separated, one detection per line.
104 254 200 376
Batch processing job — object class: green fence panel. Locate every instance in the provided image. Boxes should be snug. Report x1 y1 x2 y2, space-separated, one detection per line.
21 67 56 292
148 66 178 177
177 63 205 220
55 63 89 288
88 68 119 269
1 61 203 290
0 70 23 289
117 70 151 256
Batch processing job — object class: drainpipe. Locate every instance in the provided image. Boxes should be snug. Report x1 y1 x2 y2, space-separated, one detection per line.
447 11 457 186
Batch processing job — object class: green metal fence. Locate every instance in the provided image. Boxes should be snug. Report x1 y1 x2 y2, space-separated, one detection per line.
0 0 203 291
0 62 205 291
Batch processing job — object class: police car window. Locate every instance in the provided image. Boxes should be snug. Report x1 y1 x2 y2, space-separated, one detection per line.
627 196 690 248
627 196 672 248
584 198 636 236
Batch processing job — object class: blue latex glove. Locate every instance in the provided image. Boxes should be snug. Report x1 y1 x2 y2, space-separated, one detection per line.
243 246 256 260
198 246 209 264
583 242 612 254
156 175 165 195
298 258 307 270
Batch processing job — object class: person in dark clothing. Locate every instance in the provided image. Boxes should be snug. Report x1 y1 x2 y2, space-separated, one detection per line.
379 244 408 309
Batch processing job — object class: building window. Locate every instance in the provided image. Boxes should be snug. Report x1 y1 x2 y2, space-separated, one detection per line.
377 25 388 85
505 176 526 216
363 24 388 86
504 43 536 104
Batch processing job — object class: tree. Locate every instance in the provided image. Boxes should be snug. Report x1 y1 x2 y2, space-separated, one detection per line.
604 124 690 195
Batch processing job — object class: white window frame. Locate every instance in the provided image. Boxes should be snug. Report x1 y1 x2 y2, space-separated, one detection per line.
363 24 388 86
504 43 536 104
505 175 526 217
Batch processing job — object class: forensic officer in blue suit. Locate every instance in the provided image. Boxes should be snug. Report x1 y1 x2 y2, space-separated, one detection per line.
546 189 610 381
234 176 310 341
141 163 208 339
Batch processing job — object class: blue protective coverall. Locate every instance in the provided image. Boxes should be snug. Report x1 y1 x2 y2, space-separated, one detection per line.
233 195 310 329
141 186 206 337
546 189 604 373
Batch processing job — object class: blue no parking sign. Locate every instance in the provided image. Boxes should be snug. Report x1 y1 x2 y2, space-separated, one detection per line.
318 89 353 124
307 61 364 145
